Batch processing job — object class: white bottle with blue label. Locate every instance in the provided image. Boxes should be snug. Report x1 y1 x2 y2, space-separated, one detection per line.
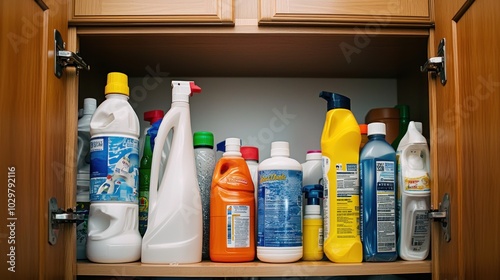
257 141 303 263
87 72 142 263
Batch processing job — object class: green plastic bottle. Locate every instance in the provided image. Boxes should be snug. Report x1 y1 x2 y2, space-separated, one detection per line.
391 105 410 150
139 133 153 236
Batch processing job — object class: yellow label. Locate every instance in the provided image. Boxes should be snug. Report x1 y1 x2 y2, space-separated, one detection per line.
404 175 430 191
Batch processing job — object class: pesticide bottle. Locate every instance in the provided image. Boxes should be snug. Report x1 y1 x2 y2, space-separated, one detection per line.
141 81 202 264
397 121 431 261
87 72 141 263
194 131 216 260
360 122 398 262
257 141 303 263
138 110 164 237
210 138 255 262
319 91 362 263
76 98 96 260
302 184 324 261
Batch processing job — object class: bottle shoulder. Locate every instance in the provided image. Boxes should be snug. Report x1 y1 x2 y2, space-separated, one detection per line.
360 140 396 160
259 157 302 171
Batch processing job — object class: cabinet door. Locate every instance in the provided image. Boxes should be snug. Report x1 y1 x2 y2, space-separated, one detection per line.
260 0 431 25
430 0 500 278
70 0 234 25
0 0 74 278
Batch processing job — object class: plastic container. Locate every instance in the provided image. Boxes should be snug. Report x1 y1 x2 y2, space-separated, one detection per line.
138 132 152 237
257 141 303 263
139 110 164 159
391 105 410 150
241 146 259 248
365 107 400 145
359 124 369 150
194 131 216 260
397 121 431 261
76 98 96 260
360 122 398 262
302 150 323 186
302 184 324 261
319 91 362 263
87 72 141 263
210 138 255 262
141 81 203 264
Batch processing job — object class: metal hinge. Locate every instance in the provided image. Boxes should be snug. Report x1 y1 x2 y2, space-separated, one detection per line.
54 29 90 78
428 193 451 242
421 38 447 85
48 197 85 245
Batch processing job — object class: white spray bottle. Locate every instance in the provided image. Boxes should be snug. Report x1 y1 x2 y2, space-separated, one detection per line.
397 121 431 260
141 81 203 264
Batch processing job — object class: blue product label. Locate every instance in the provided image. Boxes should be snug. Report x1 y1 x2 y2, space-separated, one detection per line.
257 169 302 247
90 136 139 202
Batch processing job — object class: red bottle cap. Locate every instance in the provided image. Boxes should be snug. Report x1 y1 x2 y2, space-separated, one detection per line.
241 146 259 162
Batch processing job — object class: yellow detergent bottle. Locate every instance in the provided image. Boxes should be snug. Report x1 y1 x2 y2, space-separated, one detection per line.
319 91 362 263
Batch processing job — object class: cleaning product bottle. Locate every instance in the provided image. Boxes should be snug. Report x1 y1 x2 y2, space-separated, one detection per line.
397 121 431 261
138 110 164 237
141 80 202 264
360 122 398 262
359 124 369 150
257 141 303 263
194 131 216 260
319 91 362 263
302 150 323 186
391 105 410 150
87 72 141 263
302 184 324 261
241 146 259 248
76 97 96 260
210 138 255 262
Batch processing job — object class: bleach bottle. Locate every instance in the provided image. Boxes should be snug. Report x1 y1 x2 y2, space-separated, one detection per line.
210 138 255 262
87 72 141 263
257 141 303 263
397 121 431 261
360 122 398 262
319 91 362 263
141 81 203 264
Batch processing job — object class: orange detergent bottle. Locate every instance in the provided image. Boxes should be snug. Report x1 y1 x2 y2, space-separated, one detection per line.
210 138 255 262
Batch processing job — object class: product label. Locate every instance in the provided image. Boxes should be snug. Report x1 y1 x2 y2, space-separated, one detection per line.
322 157 361 242
90 136 139 202
257 170 302 247
404 175 430 191
410 210 430 252
227 205 250 248
375 160 396 253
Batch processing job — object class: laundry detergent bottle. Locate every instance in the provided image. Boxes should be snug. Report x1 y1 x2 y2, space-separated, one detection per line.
319 91 362 263
141 81 203 264
87 72 141 263
397 121 431 261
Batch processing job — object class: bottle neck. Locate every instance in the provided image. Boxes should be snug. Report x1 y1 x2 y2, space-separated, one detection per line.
368 134 386 141
105 93 129 100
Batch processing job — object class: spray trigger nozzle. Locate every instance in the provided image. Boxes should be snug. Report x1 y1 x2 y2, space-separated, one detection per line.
189 82 201 94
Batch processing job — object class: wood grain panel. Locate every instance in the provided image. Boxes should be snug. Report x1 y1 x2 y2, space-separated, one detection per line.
70 0 234 25
260 0 431 25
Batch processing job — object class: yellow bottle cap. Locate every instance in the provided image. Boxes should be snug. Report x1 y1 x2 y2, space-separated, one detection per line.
105 72 129 96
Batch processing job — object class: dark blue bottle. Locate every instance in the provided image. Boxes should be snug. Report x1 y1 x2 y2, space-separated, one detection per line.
360 122 398 261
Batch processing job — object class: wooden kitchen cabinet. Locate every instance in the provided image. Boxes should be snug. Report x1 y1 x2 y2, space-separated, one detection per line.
69 0 234 25
259 0 431 26
2 0 499 279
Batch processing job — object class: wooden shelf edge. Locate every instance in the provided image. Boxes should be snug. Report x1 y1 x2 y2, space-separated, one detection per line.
77 260 432 277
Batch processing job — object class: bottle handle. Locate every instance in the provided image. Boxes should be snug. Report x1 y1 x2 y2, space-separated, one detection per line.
88 208 121 241
148 108 179 216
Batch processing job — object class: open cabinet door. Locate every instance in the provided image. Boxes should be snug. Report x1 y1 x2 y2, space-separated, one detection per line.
430 0 500 279
1 0 77 279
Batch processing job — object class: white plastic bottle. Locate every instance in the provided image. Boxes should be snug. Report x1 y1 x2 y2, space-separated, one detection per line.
193 131 216 260
241 146 259 250
87 72 142 263
257 141 303 263
141 81 203 264
397 121 431 261
76 98 96 260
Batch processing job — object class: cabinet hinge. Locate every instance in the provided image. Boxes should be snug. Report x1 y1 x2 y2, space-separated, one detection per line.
428 193 451 242
48 197 85 245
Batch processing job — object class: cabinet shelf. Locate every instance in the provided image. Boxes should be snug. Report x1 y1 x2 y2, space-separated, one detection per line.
77 260 431 277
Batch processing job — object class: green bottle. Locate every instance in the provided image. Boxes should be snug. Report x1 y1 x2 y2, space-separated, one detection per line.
391 105 410 150
139 134 153 236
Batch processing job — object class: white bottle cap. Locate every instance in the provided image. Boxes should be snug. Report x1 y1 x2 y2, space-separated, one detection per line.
414 122 423 134
368 122 386 136
271 141 290 157
83 98 97 115
223 138 242 157
306 151 322 161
